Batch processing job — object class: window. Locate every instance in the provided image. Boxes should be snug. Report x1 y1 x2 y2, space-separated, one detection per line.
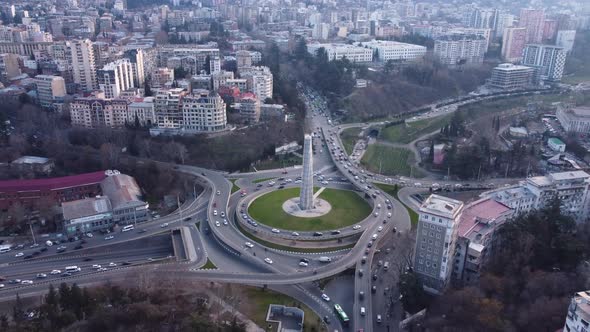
433 263 437 268
436 234 441 239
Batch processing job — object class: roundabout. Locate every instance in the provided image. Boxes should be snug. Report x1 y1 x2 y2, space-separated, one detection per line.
248 187 371 232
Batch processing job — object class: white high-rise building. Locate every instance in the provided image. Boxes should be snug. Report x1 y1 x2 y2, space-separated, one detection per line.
67 39 97 92
414 194 464 294
433 35 487 65
563 291 590 332
34 75 66 109
556 30 577 53
181 90 227 133
98 59 135 99
522 44 567 81
240 66 273 101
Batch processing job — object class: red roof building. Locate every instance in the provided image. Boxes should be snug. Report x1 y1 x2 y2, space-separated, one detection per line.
0 171 107 210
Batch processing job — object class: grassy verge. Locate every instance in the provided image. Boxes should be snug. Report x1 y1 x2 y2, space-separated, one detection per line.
230 179 240 194
374 183 419 227
380 114 452 144
202 258 217 269
235 221 356 253
242 286 323 332
252 177 276 184
360 144 423 178
248 188 371 231
340 127 362 155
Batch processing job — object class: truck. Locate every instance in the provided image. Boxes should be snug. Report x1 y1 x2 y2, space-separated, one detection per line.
45 240 53 247
318 256 332 263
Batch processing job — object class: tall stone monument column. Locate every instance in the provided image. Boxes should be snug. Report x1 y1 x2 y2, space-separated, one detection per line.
299 134 314 210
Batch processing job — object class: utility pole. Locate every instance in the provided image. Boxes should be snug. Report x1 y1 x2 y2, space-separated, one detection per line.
477 164 481 181
505 163 509 178
29 222 36 245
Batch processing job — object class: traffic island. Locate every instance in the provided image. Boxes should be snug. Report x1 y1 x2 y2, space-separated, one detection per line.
248 187 371 232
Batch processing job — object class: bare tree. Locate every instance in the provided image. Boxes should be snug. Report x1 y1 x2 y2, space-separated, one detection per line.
100 143 121 169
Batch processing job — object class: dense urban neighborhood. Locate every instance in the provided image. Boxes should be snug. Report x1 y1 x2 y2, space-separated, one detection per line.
0 0 589 331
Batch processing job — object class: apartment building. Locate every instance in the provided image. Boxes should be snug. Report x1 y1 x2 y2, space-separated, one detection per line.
154 88 187 129
307 43 373 63
362 40 427 62
234 92 260 123
485 170 590 221
34 75 66 109
240 66 273 101
97 59 135 99
518 8 545 44
181 90 227 133
453 198 513 285
522 44 566 81
556 30 577 53
557 106 590 134
563 290 590 332
489 63 536 90
414 194 464 294
501 27 527 62
123 49 146 87
67 39 97 92
0 53 21 83
128 97 156 126
151 67 174 88
69 97 130 128
433 34 487 65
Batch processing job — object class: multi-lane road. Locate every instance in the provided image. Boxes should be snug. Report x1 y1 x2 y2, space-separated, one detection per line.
0 85 536 332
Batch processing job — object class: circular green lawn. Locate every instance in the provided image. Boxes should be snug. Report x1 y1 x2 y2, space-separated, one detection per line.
248 187 371 232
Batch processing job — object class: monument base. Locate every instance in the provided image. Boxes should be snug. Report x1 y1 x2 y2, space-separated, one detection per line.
282 197 332 218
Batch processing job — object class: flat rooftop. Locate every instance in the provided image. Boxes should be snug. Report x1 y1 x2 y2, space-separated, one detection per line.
420 194 464 219
549 170 590 181
62 196 112 221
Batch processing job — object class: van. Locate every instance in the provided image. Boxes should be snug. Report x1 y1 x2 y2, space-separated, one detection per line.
65 266 81 273
376 314 382 323
0 247 11 254
360 307 366 316
318 256 332 263
122 225 135 232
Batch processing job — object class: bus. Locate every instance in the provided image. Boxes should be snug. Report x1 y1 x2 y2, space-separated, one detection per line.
121 225 135 232
334 304 349 325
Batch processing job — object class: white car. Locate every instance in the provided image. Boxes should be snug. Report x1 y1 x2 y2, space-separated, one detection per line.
21 280 33 285
353 225 361 230
213 210 218 216
0 284 4 288
98 268 108 272
215 221 221 227
50 270 61 275
92 264 102 269
387 212 392 218
160 223 169 228
86 233 93 238
216 190 221 195
105 235 115 240
377 226 383 232
264 258 273 264
299 261 309 267
373 212 379 217
291 232 300 236
15 252 24 257
220 212 225 218
271 228 280 234
245 242 254 248
223 220 228 226
372 234 378 240
321 293 330 302
377 204 381 209
36 273 47 278
108 262 117 267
